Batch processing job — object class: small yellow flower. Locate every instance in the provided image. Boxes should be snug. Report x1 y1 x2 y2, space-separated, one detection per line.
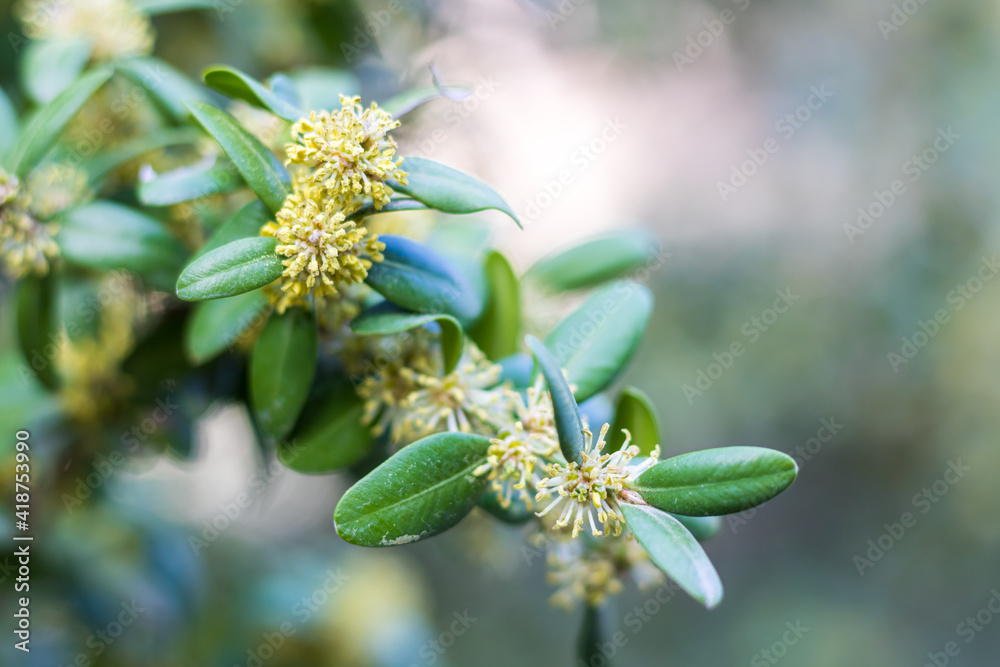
18 0 155 61
536 424 660 538
545 541 624 611
355 328 441 440
393 343 507 441
285 95 407 213
26 164 91 219
262 176 384 313
474 378 561 509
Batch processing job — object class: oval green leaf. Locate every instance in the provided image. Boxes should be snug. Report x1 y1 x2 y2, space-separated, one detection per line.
468 250 520 361
334 431 492 547
186 100 292 212
250 309 317 441
526 334 584 464
671 514 722 542
364 234 481 321
544 281 653 402
16 275 59 390
350 301 463 374
21 37 93 105
526 230 660 293
631 446 798 517
176 236 284 301
10 66 113 176
56 201 186 275
621 503 723 609
345 197 429 222
184 289 271 365
609 386 660 456
194 199 273 260
279 382 373 473
389 157 520 227
137 156 241 206
203 65 303 122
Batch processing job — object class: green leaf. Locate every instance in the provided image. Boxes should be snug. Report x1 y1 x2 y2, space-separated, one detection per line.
287 67 359 112
478 487 534 524
133 0 216 14
468 250 520 361
334 431 491 547
176 237 284 301
56 201 186 276
350 302 463 374
381 85 471 118
250 309 317 441
0 87 20 168
137 156 241 206
203 65 304 122
609 387 660 456
10 66 113 176
389 157 521 227
544 281 653 402
84 127 202 182
21 37 93 105
184 289 271 365
497 352 532 389
621 503 723 609
280 382 373 473
193 199 272 260
344 197 428 222
671 514 722 542
526 230 660 292
631 447 798 517
364 235 481 321
186 100 292 212
16 275 58 391
526 335 584 464
116 56 213 122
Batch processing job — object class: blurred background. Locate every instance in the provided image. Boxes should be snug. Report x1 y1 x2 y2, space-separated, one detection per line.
2 0 999 664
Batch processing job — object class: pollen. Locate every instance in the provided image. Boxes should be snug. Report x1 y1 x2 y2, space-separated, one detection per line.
285 95 407 213
0 170 59 278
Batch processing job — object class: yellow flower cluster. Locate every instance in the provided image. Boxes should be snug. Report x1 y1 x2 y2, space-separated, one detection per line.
262 177 385 313
18 0 155 61
285 95 407 213
0 170 59 278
